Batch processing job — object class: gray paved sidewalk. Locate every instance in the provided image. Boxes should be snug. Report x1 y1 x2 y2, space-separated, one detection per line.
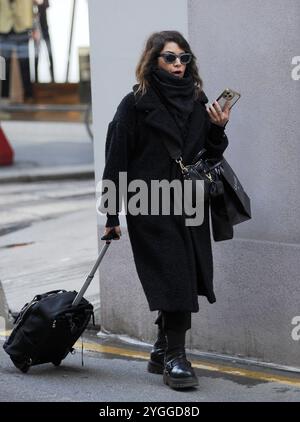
0 179 96 237
0 206 101 325
0 121 95 183
1 335 300 402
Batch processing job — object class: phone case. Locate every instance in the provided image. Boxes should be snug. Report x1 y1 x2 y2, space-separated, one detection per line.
216 88 241 110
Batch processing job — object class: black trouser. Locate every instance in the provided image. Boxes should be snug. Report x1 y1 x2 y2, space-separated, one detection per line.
154 310 191 355
0 30 32 98
155 310 191 332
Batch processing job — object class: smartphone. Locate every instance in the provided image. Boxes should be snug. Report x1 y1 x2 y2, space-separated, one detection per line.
216 88 241 110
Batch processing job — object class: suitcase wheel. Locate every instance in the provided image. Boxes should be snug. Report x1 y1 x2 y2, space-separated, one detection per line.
11 357 31 373
19 363 31 373
52 360 62 367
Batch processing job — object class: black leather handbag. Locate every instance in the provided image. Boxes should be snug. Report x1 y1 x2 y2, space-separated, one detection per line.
161 136 251 241
180 148 251 225
179 148 224 202
175 148 234 241
218 158 252 226
155 95 251 240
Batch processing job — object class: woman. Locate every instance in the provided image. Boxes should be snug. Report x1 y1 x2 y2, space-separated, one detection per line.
101 31 230 390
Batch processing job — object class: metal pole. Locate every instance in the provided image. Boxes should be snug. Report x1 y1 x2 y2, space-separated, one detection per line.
72 241 111 307
66 0 77 83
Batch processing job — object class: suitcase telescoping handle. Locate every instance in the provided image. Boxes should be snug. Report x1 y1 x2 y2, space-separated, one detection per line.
72 227 120 306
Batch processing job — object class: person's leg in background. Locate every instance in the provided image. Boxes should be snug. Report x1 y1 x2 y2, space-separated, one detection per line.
33 35 41 83
162 310 199 389
38 4 54 82
147 311 167 374
16 32 32 100
44 36 54 82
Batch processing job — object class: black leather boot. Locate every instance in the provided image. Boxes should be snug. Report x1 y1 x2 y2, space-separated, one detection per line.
163 348 198 389
163 329 198 389
147 326 167 374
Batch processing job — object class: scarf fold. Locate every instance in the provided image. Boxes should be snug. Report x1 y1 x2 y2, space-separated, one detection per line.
149 66 196 140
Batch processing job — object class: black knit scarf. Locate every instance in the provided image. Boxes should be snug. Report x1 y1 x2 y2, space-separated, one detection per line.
149 66 196 139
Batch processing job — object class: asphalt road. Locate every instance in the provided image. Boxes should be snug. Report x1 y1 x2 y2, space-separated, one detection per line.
1 334 300 403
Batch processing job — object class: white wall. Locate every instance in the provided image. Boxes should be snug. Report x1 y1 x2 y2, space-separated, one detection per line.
188 0 300 367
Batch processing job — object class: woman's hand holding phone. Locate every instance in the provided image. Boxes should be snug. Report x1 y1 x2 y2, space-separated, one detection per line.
206 100 231 128
206 88 241 128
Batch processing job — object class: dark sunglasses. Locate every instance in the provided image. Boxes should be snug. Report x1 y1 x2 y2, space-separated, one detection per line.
159 52 192 65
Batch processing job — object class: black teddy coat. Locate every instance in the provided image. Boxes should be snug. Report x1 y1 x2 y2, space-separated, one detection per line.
102 84 229 312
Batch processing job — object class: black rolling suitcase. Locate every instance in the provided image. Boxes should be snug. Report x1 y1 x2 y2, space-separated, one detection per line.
3 230 119 373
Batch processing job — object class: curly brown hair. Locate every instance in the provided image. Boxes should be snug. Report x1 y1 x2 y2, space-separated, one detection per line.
135 30 203 100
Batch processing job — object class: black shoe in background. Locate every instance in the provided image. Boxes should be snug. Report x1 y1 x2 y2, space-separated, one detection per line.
147 326 167 374
147 344 166 374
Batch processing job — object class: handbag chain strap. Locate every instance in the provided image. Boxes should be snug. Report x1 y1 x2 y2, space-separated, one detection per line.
175 155 215 182
175 156 189 175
